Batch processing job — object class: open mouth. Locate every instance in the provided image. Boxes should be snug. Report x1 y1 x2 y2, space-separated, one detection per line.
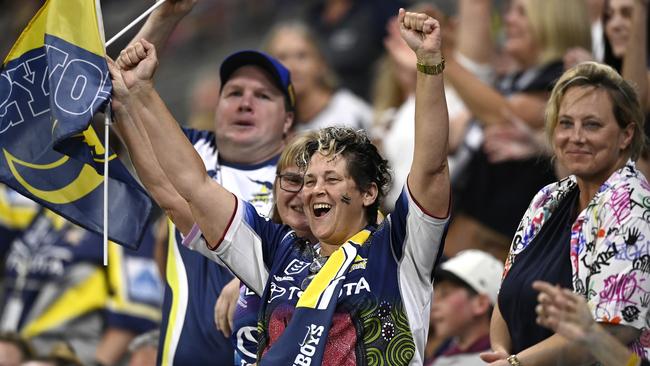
313 203 332 217
233 120 254 128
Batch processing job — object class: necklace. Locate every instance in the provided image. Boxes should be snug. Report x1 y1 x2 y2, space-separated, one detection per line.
301 245 328 291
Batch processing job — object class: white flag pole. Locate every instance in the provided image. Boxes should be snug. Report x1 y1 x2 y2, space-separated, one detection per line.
106 0 167 48
103 108 111 266
99 0 167 265
96 0 110 266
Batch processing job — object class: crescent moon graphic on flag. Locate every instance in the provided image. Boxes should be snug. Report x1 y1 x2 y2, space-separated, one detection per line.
3 149 103 204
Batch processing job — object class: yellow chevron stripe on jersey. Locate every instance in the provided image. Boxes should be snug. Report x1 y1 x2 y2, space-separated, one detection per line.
22 268 108 338
161 220 188 366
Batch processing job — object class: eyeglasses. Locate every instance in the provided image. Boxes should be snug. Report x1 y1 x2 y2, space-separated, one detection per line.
277 173 304 193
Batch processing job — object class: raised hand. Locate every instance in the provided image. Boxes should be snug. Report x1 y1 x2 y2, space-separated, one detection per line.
106 57 128 111
116 39 159 89
156 0 198 19
482 110 545 163
214 278 240 337
397 8 442 65
533 281 596 343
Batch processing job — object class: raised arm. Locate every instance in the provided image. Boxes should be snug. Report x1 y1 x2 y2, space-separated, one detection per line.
398 9 450 218
113 39 235 247
621 0 649 110
108 57 194 233
444 57 549 128
456 0 493 64
129 0 197 53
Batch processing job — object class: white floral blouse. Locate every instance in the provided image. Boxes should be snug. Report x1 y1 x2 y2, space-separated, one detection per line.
504 160 650 357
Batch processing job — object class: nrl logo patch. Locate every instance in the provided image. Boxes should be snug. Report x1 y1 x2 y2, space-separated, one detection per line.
284 259 309 275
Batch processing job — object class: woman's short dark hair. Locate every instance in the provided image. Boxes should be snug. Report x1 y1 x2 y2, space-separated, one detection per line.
297 127 392 225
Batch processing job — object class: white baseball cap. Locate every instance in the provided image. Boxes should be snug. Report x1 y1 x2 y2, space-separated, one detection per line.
436 250 504 304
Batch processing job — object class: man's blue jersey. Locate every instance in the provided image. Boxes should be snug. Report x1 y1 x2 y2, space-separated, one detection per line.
158 128 277 365
187 186 448 365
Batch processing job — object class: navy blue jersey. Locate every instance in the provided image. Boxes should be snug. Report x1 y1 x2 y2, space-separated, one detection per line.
186 186 448 365
232 284 260 365
158 128 277 365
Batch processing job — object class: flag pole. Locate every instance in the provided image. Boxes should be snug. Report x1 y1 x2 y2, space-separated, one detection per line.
100 0 166 264
97 0 110 266
103 107 111 266
106 0 167 47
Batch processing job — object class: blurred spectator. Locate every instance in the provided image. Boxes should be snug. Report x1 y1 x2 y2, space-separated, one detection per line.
127 329 159 366
263 21 372 133
589 0 607 61
377 1 495 212
426 250 503 366
186 68 221 131
443 0 592 260
0 186 163 365
605 0 650 177
20 340 81 366
0 332 33 366
562 0 606 68
303 0 404 100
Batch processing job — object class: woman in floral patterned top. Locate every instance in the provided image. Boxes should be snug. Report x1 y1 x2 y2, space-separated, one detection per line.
481 61 650 366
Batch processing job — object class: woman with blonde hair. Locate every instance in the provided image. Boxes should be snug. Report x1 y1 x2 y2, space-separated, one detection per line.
263 21 372 133
483 61 650 365
443 0 592 260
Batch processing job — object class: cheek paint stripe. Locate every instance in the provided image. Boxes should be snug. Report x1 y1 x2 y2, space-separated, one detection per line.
341 193 351 204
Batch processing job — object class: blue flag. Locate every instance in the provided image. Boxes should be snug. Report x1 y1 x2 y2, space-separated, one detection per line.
0 0 151 249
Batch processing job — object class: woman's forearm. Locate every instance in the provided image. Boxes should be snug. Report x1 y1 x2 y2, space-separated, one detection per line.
583 323 640 366
490 302 512 354
113 104 194 233
129 83 236 246
457 0 493 64
515 324 640 366
621 0 648 111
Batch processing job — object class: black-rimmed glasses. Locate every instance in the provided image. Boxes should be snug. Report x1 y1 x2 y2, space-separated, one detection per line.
277 173 304 193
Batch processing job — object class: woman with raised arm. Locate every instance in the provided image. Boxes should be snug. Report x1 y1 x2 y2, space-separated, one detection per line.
109 8 450 365
444 0 592 260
